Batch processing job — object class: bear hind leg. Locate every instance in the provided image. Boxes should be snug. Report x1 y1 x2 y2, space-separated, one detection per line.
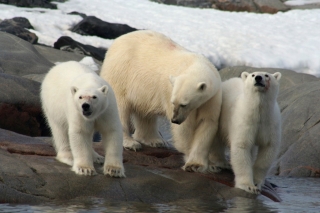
208 139 231 173
132 114 168 148
119 104 142 151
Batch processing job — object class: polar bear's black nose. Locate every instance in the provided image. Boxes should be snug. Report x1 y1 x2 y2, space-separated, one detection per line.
82 103 90 111
255 75 262 82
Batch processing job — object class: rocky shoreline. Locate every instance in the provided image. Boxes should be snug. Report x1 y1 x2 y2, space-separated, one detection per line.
0 0 319 205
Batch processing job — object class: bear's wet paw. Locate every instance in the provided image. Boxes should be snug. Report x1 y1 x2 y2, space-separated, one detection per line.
236 183 261 194
182 163 206 173
104 165 125 178
123 139 142 151
73 166 97 176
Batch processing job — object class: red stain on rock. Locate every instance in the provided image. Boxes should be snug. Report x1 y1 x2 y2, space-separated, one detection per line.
0 103 42 136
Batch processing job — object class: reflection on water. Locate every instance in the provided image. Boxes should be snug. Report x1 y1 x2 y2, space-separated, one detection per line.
262 177 320 213
1 177 320 213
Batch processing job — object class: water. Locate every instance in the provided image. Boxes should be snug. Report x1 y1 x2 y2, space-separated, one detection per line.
0 177 319 213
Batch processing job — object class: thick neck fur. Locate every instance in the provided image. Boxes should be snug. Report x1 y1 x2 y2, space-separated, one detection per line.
242 84 278 124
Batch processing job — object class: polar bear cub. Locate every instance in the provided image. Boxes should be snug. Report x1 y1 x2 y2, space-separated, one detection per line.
100 30 222 173
213 71 281 194
41 61 125 177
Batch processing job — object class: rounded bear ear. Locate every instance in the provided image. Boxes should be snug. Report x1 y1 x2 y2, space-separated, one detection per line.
99 85 109 95
169 75 176 86
241 72 249 81
273 72 282 81
71 86 78 96
197 82 207 91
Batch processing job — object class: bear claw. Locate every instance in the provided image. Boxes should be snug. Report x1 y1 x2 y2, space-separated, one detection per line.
73 166 97 176
236 184 261 194
104 166 125 178
123 140 142 152
182 164 206 173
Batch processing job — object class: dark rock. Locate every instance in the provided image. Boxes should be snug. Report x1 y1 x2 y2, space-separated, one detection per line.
67 11 87 18
0 17 38 44
219 66 320 177
0 129 281 204
0 0 57 9
0 73 49 136
54 36 107 61
0 17 34 29
71 16 138 40
0 31 53 76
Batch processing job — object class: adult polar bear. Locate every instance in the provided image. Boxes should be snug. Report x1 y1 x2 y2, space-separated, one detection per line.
41 61 124 177
100 30 222 173
212 71 281 194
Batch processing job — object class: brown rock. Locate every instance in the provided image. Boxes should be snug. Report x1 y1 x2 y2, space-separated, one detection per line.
215 0 259 13
253 0 289 14
0 73 49 137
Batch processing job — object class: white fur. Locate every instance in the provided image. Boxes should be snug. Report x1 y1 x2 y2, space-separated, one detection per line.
41 61 125 177
211 71 282 194
100 30 222 173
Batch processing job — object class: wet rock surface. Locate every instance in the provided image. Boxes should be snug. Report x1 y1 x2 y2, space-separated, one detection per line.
0 129 281 204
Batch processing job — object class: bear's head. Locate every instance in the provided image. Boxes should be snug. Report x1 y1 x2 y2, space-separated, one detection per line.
241 71 281 95
169 74 214 125
71 85 109 121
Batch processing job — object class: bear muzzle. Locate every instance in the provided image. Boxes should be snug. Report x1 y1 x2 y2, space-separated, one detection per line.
171 118 182 125
254 75 265 88
82 103 92 116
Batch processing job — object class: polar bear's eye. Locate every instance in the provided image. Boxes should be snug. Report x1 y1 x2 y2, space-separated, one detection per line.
79 96 82 99
92 96 97 99
265 74 269 77
252 74 255 77
180 104 187 108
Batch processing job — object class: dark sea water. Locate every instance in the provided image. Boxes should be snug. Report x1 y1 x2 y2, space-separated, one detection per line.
0 177 319 213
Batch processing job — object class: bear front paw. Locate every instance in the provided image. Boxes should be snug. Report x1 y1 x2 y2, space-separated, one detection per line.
182 163 207 173
236 183 261 194
139 138 168 148
72 166 97 176
123 139 142 151
103 165 125 178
